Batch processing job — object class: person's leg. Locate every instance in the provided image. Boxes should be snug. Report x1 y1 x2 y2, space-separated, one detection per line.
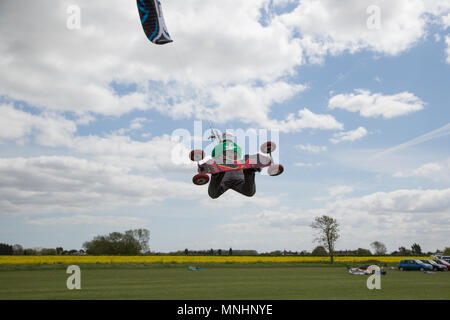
208 172 226 199
242 169 256 197
230 169 256 197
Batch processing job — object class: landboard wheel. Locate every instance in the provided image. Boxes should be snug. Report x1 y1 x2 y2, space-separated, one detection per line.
260 141 276 154
268 164 284 176
193 174 210 185
189 150 205 162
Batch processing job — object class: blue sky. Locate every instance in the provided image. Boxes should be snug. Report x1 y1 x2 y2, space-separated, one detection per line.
0 0 449 253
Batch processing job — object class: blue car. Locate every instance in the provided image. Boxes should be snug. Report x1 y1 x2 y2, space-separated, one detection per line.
398 259 433 271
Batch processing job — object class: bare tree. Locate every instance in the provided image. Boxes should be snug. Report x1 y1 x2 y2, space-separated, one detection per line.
126 229 151 254
311 215 340 264
12 244 24 255
370 241 387 255
411 243 422 255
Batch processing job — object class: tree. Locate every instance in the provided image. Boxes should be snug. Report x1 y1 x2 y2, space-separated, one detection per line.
0 243 13 255
12 244 24 255
56 247 64 255
41 248 57 255
443 247 450 255
83 229 150 255
229 248 233 256
398 246 411 256
126 229 150 254
184 248 189 255
311 215 340 263
311 245 328 256
356 248 372 256
370 241 387 255
411 243 422 255
23 248 37 255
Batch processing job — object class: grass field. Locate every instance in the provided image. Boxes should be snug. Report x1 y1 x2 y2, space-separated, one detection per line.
0 263 449 300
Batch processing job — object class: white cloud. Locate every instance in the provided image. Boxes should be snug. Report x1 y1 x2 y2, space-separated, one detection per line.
199 82 309 129
0 156 202 216
0 104 195 173
425 0 450 16
26 214 148 228
442 13 450 28
269 108 343 133
114 117 152 135
328 90 425 119
313 185 354 201
330 127 368 144
296 144 327 153
70 134 195 172
278 0 434 60
0 103 77 147
329 188 450 214
394 159 450 181
144 82 340 134
220 187 450 251
329 185 355 198
294 162 323 167
129 118 148 130
165 81 342 131
445 36 450 64
0 0 304 119
1 0 447 129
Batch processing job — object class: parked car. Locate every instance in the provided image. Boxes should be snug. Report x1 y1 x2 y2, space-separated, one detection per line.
440 256 450 264
398 259 433 271
434 258 450 269
421 259 448 271
433 255 450 263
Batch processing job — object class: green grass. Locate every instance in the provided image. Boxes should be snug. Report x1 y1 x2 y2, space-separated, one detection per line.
0 263 448 300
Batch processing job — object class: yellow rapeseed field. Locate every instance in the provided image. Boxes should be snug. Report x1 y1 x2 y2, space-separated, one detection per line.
0 255 430 265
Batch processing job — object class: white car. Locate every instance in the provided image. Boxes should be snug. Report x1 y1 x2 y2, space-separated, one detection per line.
421 259 448 271
433 255 450 262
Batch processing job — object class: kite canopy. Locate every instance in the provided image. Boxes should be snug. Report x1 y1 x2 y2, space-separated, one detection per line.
137 0 173 45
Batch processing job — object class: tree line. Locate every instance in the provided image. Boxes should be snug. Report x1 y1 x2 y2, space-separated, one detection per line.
0 229 150 256
1 218 449 258
0 244 63 255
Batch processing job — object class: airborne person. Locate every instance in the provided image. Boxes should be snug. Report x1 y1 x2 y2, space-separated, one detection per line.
190 131 283 197
207 133 259 199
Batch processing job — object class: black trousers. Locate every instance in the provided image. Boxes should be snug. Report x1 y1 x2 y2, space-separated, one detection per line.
208 169 256 199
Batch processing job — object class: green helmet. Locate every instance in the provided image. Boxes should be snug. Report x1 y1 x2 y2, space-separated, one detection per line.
212 141 242 159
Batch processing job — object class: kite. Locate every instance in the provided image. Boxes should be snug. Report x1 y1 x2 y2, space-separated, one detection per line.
137 0 173 45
